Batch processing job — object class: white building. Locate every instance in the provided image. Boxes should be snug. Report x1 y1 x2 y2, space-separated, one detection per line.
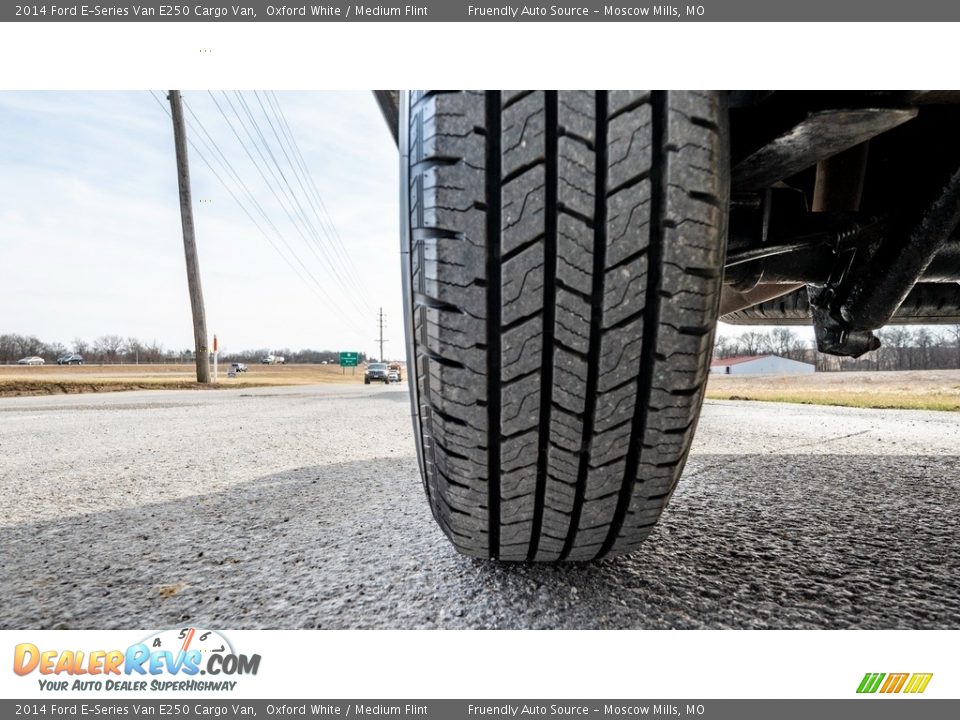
710 354 815 375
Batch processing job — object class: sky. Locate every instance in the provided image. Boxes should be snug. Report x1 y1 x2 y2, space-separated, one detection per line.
0 90 817 357
0 91 401 359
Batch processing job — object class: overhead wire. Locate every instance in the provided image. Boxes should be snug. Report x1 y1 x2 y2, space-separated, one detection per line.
257 90 372 309
233 91 368 309
148 90 367 336
213 91 349 289
193 90 371 326
179 95 364 324
266 91 369 294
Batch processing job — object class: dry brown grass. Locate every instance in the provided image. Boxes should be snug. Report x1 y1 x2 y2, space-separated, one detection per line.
6 363 955 410
706 368 960 411
0 362 379 397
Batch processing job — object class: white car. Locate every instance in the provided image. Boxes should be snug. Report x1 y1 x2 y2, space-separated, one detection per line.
17 356 45 365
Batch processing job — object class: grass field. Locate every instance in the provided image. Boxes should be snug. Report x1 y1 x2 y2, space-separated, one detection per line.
706 368 960 412
0 362 380 397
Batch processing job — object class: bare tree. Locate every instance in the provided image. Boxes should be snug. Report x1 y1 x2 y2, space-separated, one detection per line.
126 337 145 364
737 331 771 356
944 324 960 369
881 326 912 370
0 334 45 361
46 341 68 360
914 328 935 370
93 335 125 363
769 328 807 359
142 340 165 363
713 335 733 360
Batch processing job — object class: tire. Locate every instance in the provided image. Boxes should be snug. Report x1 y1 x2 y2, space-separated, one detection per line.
401 91 728 561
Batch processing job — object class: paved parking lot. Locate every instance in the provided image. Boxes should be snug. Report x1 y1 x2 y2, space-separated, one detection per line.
1 385 957 628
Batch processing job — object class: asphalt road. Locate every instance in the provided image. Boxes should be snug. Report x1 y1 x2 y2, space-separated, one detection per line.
1 384 958 629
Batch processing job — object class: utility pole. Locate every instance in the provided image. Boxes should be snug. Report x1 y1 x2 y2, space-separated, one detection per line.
376 307 387 362
168 90 210 383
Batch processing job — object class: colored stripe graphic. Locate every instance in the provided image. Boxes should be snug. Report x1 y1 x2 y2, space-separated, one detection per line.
857 672 932 694
880 673 909 693
904 673 934 694
857 673 885 693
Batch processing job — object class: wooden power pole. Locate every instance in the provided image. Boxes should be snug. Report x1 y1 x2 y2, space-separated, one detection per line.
168 90 210 383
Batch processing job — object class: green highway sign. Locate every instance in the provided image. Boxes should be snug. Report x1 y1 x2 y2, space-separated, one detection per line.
339 351 359 367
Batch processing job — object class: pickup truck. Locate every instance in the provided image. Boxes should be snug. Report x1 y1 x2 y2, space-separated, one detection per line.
364 362 390 385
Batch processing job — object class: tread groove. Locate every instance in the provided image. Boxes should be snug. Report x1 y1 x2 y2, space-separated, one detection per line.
414 293 465 314
502 158 546 186
486 91 503 559
527 91 558 561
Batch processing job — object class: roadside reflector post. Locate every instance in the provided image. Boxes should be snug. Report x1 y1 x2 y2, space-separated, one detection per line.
212 334 219 383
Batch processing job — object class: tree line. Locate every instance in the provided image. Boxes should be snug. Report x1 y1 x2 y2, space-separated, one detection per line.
715 326 960 372
7 326 960 372
0 333 368 365
0 334 160 364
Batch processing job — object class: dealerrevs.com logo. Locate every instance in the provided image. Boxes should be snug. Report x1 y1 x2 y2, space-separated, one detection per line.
13 627 261 692
857 673 933 694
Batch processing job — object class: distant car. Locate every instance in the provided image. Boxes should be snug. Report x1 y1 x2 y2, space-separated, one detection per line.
17 356 45 366
364 362 390 385
230 362 248 373
261 354 286 365
388 362 402 382
56 353 83 365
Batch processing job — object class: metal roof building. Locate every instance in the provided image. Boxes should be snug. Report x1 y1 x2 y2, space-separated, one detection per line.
710 354 816 375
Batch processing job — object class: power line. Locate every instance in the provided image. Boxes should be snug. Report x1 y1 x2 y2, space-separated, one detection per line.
184 93 370 326
255 91 374 310
234 92 367 308
269 90 368 295
217 91 349 288
262 91 372 306
148 91 366 338
180 95 363 324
